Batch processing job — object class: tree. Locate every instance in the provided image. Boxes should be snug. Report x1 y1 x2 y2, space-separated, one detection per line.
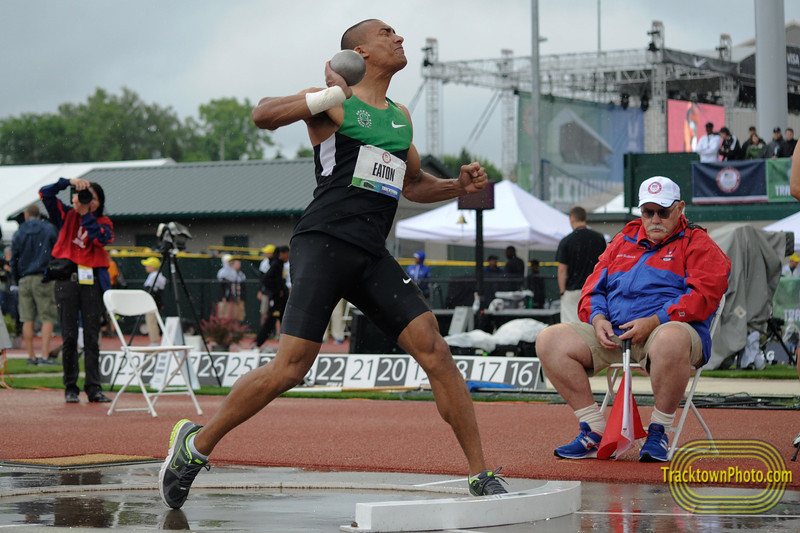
295 146 313 158
443 148 503 182
0 89 275 164
0 113 68 164
197 98 272 161
0 87 199 164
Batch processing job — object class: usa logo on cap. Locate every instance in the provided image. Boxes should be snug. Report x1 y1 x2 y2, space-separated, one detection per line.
648 182 662 194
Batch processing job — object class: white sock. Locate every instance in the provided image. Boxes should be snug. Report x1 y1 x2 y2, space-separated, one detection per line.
650 407 675 429
188 434 209 461
574 403 606 435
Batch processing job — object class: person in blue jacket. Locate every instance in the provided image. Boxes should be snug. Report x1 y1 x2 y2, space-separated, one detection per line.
406 250 431 299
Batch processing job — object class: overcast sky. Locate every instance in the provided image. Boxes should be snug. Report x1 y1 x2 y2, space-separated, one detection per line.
2 0 799 165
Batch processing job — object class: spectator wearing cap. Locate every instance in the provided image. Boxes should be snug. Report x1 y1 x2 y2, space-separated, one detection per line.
406 250 431 299
763 127 787 159
782 253 800 278
258 244 276 323
536 175 730 463
484 254 501 274
694 122 722 163
142 257 167 345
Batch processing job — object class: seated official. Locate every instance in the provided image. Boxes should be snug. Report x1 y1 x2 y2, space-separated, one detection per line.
536 176 730 463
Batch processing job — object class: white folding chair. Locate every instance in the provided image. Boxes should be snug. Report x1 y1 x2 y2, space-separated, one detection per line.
600 293 726 460
342 301 356 338
103 289 203 417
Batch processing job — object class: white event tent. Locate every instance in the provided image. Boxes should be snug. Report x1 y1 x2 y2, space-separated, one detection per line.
395 180 571 251
763 210 800 251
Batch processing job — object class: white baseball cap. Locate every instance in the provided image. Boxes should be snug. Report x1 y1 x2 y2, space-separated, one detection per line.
638 176 681 207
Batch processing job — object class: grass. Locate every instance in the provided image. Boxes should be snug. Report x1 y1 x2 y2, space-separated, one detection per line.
595 364 798 380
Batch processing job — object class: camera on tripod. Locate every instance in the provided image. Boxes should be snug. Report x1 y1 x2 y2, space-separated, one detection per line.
156 221 192 253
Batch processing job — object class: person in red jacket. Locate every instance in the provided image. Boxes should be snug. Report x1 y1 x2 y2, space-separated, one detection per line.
537 176 730 463
40 177 114 404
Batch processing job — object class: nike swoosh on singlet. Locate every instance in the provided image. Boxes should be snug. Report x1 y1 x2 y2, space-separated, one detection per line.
403 278 412 284
391 121 407 128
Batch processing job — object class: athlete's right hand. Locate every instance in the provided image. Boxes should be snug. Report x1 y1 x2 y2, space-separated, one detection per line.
324 61 353 98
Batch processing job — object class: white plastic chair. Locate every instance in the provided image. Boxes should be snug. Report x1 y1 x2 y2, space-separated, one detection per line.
103 289 203 417
600 293 726 460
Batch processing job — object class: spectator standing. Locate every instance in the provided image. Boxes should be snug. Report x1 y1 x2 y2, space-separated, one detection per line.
10 204 59 366
503 245 525 289
785 128 797 156
525 259 546 309
216 255 246 321
257 244 275 324
254 245 290 346
744 132 766 159
718 127 743 161
763 127 787 159
406 250 431 299
556 206 607 324
693 122 722 163
40 177 114 404
142 257 167 345
0 248 19 335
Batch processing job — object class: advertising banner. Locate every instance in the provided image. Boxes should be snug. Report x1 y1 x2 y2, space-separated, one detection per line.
766 158 794 202
691 160 767 204
517 92 643 202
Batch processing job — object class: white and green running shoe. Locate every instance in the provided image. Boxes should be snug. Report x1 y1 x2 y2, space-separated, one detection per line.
159 419 209 509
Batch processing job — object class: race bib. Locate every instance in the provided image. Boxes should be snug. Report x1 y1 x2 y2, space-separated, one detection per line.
351 144 406 199
77 265 94 285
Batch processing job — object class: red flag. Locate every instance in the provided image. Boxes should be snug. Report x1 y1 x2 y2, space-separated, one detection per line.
597 372 647 459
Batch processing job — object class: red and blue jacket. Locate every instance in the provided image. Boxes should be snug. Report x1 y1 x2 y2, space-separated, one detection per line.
578 215 730 363
40 178 114 291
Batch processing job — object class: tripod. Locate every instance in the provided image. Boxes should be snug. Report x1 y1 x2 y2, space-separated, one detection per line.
109 238 222 389
759 316 796 366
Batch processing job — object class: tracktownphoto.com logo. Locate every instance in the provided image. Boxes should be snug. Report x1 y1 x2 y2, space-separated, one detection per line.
663 439 792 514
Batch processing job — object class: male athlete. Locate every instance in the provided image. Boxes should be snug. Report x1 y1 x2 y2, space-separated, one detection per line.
159 19 507 509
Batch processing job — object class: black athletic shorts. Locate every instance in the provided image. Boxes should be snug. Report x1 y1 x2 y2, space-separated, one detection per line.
281 232 431 343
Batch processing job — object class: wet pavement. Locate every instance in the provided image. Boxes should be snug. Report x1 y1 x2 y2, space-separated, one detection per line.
0 462 799 532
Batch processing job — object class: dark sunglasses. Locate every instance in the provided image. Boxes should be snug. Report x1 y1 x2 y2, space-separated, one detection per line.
641 203 678 219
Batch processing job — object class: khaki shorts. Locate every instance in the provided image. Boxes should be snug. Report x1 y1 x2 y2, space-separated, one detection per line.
567 321 703 376
18 274 58 323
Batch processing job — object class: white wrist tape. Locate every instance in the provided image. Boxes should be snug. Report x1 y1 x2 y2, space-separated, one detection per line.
305 86 346 115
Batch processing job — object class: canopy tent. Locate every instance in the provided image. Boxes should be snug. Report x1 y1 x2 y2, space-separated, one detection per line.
763 210 800 251
395 180 572 251
706 223 793 369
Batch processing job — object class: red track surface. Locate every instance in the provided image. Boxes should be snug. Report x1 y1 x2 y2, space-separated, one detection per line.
2 388 799 488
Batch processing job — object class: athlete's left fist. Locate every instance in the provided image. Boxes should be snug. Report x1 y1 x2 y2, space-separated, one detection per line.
459 162 488 194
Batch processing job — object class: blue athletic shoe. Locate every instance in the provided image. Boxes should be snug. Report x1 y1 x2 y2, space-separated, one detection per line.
554 422 603 459
640 423 670 462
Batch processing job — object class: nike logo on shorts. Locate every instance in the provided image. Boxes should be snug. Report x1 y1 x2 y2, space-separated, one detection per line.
403 278 412 284
391 121 407 128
